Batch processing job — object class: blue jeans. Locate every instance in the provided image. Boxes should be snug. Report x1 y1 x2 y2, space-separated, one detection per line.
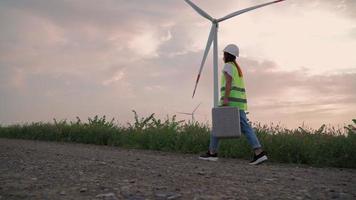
209 110 262 152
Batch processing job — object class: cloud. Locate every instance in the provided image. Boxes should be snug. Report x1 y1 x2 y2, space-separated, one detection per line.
102 70 125 86
262 0 356 20
240 57 356 106
0 0 355 128
0 0 185 72
238 57 356 127
128 27 171 58
311 0 356 19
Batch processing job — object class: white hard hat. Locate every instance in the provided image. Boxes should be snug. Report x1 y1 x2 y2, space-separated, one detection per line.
223 44 239 57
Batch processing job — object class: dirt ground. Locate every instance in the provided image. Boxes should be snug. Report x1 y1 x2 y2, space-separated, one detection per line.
0 138 355 200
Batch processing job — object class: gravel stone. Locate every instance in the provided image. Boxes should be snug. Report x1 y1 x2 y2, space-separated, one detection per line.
96 192 118 200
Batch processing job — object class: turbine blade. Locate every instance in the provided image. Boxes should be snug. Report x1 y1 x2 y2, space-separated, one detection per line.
184 0 214 22
178 112 192 115
192 25 216 98
193 102 202 113
217 0 286 22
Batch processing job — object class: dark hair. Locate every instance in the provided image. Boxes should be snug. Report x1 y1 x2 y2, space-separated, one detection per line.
224 52 236 63
224 52 243 77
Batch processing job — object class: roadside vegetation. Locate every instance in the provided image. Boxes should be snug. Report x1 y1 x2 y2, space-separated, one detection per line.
0 111 355 168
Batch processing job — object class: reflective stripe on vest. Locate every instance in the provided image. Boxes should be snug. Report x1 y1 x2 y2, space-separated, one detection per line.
220 86 246 92
220 62 248 110
220 97 247 103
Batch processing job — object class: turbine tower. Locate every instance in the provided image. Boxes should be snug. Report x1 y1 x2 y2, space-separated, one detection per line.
184 0 286 107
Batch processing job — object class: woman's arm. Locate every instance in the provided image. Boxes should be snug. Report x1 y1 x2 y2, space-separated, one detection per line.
223 72 232 106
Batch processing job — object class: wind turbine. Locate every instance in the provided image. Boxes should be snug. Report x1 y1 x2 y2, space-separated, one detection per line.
178 102 202 121
185 0 286 107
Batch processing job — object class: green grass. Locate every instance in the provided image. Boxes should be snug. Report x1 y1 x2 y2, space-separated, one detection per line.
0 111 355 168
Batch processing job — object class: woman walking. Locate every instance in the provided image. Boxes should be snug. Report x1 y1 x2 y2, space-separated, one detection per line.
199 44 267 165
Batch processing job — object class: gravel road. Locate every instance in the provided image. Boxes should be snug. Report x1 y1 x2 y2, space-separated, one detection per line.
0 138 355 200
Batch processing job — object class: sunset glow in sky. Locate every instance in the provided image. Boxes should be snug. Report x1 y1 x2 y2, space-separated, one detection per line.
1 0 355 128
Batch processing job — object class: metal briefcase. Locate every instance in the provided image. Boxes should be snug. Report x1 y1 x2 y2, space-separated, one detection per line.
212 106 241 138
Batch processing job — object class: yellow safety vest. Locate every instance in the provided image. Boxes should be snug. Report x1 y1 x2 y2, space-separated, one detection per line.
219 62 248 110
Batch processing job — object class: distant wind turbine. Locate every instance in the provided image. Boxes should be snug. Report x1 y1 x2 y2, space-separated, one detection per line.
184 0 286 107
178 102 202 121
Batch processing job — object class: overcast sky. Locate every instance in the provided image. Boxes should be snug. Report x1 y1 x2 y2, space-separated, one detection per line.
0 0 355 128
